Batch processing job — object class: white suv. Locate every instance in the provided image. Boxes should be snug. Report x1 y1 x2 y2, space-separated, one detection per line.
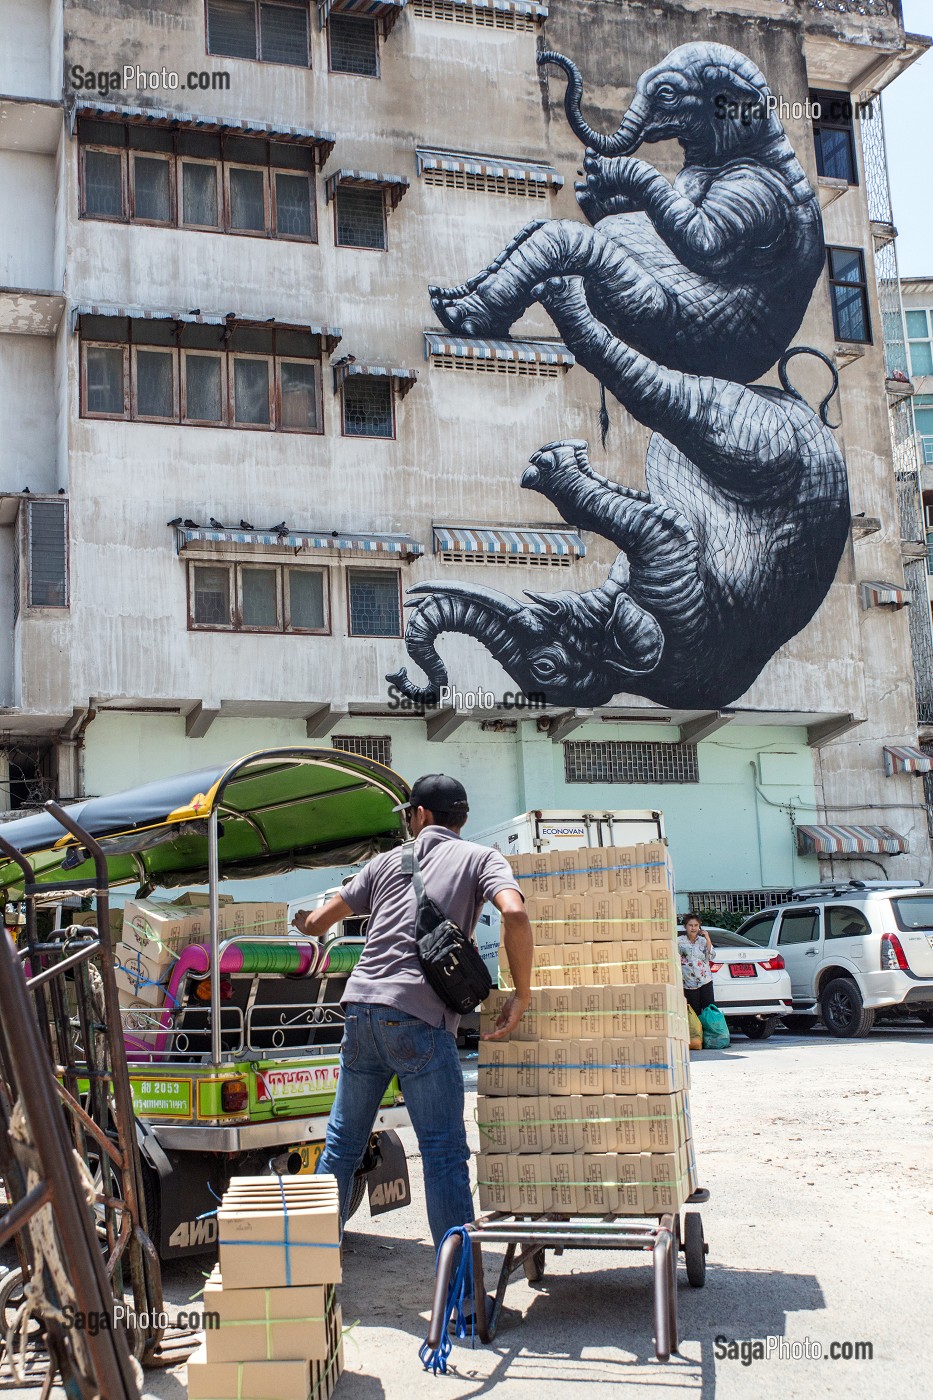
735 881 933 1037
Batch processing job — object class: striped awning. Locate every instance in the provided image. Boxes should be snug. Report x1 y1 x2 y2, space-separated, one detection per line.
175 526 422 558
860 580 910 609
71 305 342 350
319 0 407 32
70 98 335 164
325 170 410 210
333 362 418 395
883 745 933 776
424 332 574 368
433 525 585 558
416 147 563 189
796 824 909 856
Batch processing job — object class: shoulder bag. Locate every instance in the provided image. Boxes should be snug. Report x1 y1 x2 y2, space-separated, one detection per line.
401 844 493 1014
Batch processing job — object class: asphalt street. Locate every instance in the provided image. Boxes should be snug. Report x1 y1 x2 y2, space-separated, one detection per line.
2 1025 932 1399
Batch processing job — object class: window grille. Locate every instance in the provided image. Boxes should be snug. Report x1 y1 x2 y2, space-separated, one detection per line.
563 740 699 785
421 167 551 199
26 501 69 609
328 15 379 76
410 0 538 30
686 890 791 916
208 0 310 66
429 353 561 379
348 570 401 637
342 377 394 437
438 550 570 567
332 735 392 766
334 186 386 248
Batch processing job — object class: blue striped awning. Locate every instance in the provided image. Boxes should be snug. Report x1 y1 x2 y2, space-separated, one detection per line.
175 526 422 558
883 745 933 776
71 305 342 349
319 0 407 33
416 147 563 189
70 99 335 164
325 170 410 209
433 525 584 558
860 580 910 610
424 332 574 368
796 824 908 856
333 362 418 394
459 0 549 15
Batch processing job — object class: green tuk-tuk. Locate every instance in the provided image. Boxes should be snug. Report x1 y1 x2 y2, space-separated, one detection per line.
0 746 414 1259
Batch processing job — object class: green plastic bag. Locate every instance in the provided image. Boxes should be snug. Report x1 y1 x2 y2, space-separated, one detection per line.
699 1003 730 1050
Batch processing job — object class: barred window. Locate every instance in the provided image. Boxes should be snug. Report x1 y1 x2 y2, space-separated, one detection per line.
347 569 401 637
332 735 392 766
687 891 791 917
334 186 387 249
328 16 379 77
207 0 310 66
342 376 394 438
26 501 69 609
563 740 699 784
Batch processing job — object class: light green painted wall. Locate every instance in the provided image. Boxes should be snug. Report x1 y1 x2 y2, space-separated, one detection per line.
81 712 820 906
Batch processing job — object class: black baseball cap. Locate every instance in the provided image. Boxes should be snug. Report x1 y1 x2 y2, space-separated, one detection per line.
393 774 469 815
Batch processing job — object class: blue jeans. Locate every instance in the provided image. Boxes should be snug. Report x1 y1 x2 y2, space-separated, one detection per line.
316 1002 474 1249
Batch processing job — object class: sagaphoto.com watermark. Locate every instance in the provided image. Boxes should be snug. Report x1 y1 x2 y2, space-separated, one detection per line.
69 63 231 98
715 1335 874 1366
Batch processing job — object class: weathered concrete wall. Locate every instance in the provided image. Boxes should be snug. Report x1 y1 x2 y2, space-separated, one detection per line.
0 524 13 705
0 152 56 289
0 0 55 98
0 334 58 494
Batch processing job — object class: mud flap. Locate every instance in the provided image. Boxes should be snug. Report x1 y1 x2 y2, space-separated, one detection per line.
366 1129 411 1215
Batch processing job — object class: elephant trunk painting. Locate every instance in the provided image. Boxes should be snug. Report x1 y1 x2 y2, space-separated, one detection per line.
391 42 851 713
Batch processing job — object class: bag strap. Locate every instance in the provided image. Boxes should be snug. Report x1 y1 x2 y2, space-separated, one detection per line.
400 843 427 906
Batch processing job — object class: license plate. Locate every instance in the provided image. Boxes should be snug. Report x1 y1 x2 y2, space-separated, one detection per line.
294 1142 324 1174
729 964 757 977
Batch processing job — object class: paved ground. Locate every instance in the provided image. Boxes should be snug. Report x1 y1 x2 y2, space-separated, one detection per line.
3 1025 932 1398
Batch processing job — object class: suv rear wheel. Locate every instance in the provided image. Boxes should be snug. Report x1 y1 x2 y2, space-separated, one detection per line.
820 978 875 1038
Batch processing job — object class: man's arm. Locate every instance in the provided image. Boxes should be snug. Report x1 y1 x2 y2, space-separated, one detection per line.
292 894 353 940
483 889 533 1041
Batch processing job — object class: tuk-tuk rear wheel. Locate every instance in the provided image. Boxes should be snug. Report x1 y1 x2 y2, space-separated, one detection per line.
347 1172 367 1219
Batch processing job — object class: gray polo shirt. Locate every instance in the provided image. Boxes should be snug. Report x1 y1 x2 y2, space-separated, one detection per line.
340 825 522 1034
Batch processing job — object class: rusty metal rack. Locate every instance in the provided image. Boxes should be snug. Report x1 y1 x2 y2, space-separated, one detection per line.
425 1190 709 1364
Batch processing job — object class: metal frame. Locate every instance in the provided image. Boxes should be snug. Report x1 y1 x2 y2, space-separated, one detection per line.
425 1192 710 1364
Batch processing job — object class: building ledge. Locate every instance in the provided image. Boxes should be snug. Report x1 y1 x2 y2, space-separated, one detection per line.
0 95 62 154
818 175 850 209
0 288 66 336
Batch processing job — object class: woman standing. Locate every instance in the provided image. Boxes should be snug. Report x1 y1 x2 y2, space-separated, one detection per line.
678 913 716 1016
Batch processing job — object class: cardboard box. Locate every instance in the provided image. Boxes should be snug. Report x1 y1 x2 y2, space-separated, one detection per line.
562 943 591 988
583 892 614 942
512 1042 540 1097
573 985 604 1039
603 1039 638 1095
606 985 638 1038
576 1094 614 1154
580 1154 619 1214
547 1154 577 1213
639 984 688 1040
643 1092 689 1152
546 1096 575 1153
650 941 678 987
557 893 586 944
615 1153 643 1214
642 1147 691 1213
616 892 651 941
618 943 651 986
68 908 125 943
591 941 622 988
122 900 207 958
513 1096 547 1153
217 1189 341 1289
175 892 235 907
539 988 573 1040
580 847 610 893
527 853 556 897
476 1153 510 1212
525 893 560 946
637 842 673 892
113 945 167 1007
605 846 637 894
641 1038 689 1094
556 849 587 896
477 1042 509 1096
513 1154 552 1213
542 1039 575 1095
647 888 676 930
203 1267 334 1363
186 1346 314 1400
477 1096 511 1152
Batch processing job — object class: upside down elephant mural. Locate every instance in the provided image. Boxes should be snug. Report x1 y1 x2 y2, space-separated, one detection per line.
387 42 851 710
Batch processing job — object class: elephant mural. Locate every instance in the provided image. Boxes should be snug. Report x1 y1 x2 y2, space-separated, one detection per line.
388 42 851 711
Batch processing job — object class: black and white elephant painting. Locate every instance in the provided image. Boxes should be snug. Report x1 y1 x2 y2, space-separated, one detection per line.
388 42 851 711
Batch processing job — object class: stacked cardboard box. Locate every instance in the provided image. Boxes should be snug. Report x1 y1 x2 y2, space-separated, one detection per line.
187 1174 344 1400
477 842 697 1216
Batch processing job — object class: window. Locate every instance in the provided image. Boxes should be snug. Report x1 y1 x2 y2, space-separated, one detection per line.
776 909 820 946
332 735 392 766
26 501 69 609
811 90 857 184
826 906 872 939
78 118 317 241
189 561 328 632
563 741 699 784
828 247 871 344
734 912 778 947
907 309 933 378
81 317 323 433
334 186 387 249
342 376 394 437
207 0 310 66
328 15 379 76
347 570 401 637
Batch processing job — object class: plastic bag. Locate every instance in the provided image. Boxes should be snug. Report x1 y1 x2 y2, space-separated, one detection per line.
686 1003 703 1051
699 1003 730 1050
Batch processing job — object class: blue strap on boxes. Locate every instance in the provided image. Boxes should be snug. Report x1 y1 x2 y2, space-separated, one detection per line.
217 1178 339 1287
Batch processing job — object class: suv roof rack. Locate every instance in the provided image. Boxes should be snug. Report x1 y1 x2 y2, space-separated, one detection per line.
788 879 923 901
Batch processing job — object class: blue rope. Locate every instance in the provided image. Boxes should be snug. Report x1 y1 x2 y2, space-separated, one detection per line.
418 1226 475 1375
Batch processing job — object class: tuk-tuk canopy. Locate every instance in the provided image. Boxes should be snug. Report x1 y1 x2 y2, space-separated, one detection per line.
0 747 410 896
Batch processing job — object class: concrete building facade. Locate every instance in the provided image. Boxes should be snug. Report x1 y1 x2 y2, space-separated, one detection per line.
2 0 932 912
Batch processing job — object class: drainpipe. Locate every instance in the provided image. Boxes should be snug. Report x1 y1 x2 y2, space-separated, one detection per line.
748 762 766 887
